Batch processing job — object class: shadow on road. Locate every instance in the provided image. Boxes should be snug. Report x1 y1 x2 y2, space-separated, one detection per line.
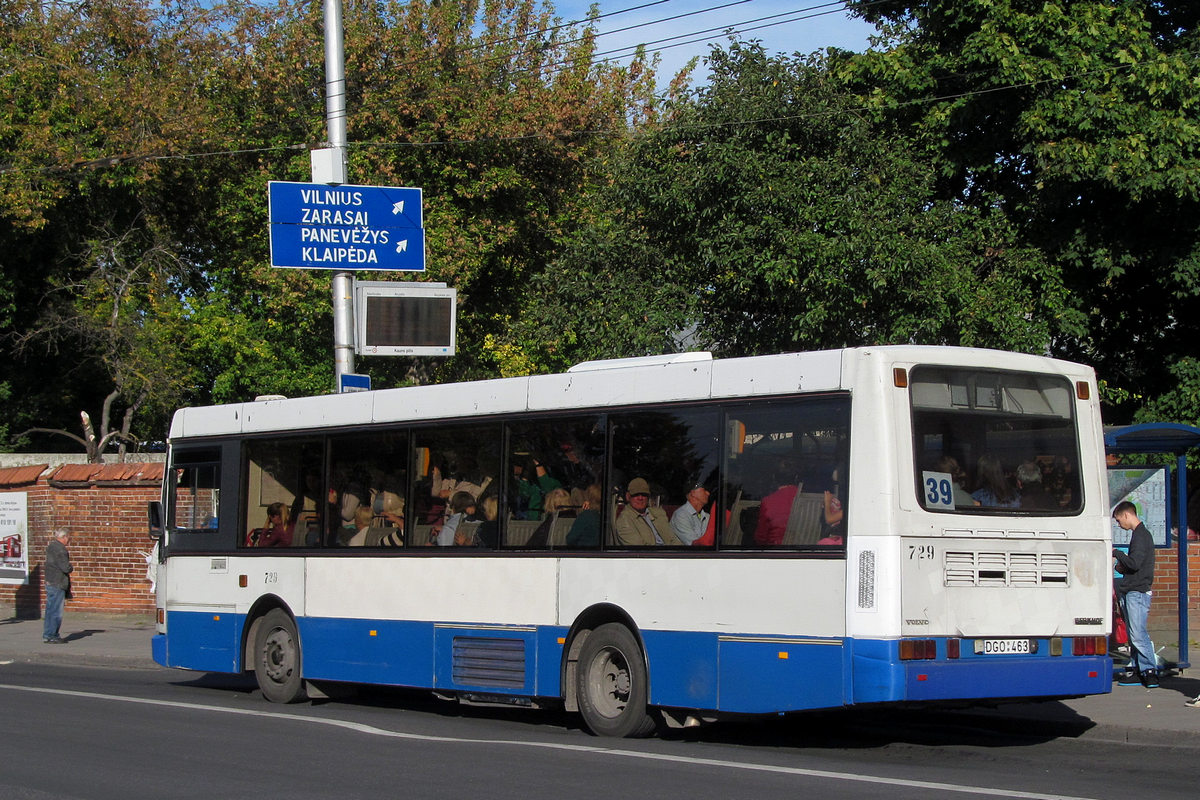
667 704 1096 750
173 670 1100 749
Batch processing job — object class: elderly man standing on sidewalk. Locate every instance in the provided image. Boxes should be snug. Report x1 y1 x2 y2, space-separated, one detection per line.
42 529 73 644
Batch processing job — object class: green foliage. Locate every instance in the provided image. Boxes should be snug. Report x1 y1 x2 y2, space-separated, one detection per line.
514 42 1079 363
0 0 662 449
1135 358 1200 426
842 0 1200 423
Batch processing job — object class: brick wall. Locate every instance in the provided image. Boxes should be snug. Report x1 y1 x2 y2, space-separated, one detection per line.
1147 538 1200 630
0 463 162 618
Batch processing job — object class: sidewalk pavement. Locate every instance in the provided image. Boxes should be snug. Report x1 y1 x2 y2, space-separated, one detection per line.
1 611 1198 746
0 611 158 670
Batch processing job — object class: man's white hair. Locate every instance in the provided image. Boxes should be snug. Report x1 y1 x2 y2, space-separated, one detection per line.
53 529 70 540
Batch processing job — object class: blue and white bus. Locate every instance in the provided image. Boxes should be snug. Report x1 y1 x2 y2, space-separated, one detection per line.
151 346 1112 737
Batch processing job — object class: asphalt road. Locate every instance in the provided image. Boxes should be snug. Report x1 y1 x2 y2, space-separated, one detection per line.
0 662 1194 800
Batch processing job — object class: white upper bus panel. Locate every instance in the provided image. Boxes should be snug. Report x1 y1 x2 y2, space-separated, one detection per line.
373 376 531 424
167 346 1090 441
709 351 843 398
567 351 713 372
243 390 375 434
172 402 243 439
530 358 714 411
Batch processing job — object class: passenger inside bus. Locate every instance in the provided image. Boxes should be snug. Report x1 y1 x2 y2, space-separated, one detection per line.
475 495 499 549
346 506 374 546
432 491 476 546
376 494 405 547
508 455 562 521
669 485 711 545
375 490 405 528
615 478 681 546
936 455 978 508
526 488 575 547
754 463 801 546
431 458 492 503
554 440 596 492
247 502 293 548
819 467 845 545
972 453 1020 508
1017 461 1058 510
565 484 603 548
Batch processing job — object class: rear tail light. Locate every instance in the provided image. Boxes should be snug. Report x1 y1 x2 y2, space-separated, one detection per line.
1072 636 1107 656
900 639 937 660
946 638 960 659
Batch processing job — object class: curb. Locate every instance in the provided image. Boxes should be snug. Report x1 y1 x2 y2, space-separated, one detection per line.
931 708 1200 749
0 650 161 670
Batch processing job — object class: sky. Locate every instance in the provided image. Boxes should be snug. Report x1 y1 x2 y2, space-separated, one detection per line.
551 0 878 87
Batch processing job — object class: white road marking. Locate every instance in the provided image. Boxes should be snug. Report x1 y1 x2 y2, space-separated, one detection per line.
0 683 1099 800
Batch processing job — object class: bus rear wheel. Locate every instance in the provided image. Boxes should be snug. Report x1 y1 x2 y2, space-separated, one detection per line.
575 623 656 738
254 609 306 704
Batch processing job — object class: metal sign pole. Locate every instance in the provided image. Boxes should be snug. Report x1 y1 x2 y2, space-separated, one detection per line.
320 0 355 389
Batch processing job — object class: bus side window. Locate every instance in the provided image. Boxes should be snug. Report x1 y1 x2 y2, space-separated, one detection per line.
243 438 323 548
721 398 849 551
505 416 605 550
169 454 221 533
329 430 409 548
609 408 719 549
413 423 500 547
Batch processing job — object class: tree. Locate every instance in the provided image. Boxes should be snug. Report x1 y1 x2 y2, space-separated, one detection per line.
12 224 198 460
0 0 275 446
0 0 665 450
508 41 1078 367
842 0 1200 423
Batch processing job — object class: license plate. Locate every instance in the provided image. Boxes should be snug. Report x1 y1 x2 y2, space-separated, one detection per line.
974 638 1033 655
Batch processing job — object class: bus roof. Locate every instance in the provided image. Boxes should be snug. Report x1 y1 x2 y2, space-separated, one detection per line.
169 346 1093 441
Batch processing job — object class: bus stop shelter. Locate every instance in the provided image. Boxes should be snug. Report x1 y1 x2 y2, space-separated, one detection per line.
1104 422 1200 669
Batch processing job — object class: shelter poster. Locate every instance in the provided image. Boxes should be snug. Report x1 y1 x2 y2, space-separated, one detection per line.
1108 467 1169 547
0 492 29 584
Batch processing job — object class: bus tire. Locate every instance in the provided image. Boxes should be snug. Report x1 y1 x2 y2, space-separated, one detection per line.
575 623 656 738
254 609 307 704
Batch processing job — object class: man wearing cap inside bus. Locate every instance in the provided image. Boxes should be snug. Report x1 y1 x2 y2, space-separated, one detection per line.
615 478 681 546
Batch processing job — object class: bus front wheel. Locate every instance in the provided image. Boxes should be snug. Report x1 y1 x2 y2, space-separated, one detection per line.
575 623 655 738
254 609 307 704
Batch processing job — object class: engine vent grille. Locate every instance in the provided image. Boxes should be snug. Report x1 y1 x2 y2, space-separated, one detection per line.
944 550 1071 588
452 637 526 688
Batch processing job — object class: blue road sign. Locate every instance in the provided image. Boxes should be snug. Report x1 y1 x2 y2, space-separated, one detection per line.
339 372 371 393
268 181 425 271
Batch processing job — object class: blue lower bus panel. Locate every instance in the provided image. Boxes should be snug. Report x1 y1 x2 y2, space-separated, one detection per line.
643 631 847 713
299 618 568 697
156 615 1110 714
851 638 1111 704
160 610 244 673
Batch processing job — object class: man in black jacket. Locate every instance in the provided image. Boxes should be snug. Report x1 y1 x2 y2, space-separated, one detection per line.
1113 502 1157 687
42 529 72 644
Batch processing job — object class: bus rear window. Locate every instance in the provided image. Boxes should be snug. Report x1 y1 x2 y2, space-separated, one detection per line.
910 367 1081 514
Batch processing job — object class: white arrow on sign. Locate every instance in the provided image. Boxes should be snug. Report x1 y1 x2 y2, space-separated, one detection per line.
396 240 408 253
392 201 405 215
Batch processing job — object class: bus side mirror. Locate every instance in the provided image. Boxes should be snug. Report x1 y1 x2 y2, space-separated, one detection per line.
148 501 164 540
